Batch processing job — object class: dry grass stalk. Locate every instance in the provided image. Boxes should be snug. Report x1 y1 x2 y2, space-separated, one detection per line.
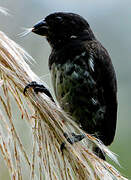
0 31 128 180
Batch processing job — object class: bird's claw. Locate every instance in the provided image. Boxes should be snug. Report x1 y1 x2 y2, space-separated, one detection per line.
24 81 38 95
24 81 54 102
60 132 85 151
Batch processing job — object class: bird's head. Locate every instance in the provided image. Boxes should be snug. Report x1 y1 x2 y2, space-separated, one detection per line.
32 12 95 48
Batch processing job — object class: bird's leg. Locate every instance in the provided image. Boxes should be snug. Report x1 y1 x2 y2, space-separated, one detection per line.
24 81 54 102
71 133 86 142
60 132 85 151
62 132 106 160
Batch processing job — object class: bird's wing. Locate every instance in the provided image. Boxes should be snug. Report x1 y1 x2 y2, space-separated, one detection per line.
84 41 117 145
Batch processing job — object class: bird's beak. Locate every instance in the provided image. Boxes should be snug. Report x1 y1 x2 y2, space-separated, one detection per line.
32 20 48 36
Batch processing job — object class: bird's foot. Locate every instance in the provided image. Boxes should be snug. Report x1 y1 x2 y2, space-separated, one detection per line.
60 132 85 151
24 81 54 101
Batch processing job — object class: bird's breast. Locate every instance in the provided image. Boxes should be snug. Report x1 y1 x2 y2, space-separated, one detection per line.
50 57 106 130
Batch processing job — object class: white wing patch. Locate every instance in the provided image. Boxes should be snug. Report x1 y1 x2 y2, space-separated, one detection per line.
89 57 94 72
92 98 97 105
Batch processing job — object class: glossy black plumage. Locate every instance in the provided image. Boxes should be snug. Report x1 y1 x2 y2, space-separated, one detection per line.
30 12 117 158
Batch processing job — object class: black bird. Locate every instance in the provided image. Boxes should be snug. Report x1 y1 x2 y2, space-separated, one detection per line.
24 12 117 159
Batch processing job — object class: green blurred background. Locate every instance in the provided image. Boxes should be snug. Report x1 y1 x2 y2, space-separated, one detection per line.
0 0 131 179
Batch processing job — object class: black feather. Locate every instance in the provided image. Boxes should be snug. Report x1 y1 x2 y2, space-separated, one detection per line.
32 12 117 159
